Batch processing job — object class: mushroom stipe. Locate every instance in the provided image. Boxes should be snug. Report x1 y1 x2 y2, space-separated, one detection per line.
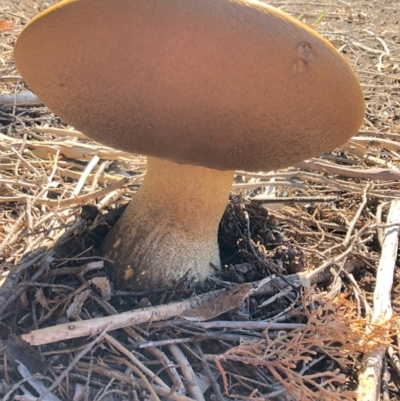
14 0 364 290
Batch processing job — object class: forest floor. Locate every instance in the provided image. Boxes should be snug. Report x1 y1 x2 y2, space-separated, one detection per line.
0 0 400 400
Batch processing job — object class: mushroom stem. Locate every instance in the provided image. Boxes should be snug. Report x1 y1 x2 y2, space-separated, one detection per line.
102 157 234 290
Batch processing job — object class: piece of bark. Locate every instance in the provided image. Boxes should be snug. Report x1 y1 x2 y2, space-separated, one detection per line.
0 337 48 374
180 283 251 321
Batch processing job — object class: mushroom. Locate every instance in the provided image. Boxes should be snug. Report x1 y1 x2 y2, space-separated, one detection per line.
15 0 364 290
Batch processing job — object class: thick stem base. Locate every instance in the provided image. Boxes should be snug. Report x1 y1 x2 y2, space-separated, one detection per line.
102 157 234 290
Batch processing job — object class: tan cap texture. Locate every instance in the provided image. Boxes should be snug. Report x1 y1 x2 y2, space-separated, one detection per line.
15 0 364 171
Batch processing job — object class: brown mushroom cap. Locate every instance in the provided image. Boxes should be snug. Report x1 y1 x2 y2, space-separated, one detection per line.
15 0 364 172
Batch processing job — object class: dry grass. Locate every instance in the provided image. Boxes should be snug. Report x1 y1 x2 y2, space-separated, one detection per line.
0 0 400 400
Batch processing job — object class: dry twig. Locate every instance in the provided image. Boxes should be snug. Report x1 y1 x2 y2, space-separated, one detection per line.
357 200 400 401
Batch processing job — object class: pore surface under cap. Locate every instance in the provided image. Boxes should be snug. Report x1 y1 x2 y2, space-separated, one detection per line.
15 0 364 171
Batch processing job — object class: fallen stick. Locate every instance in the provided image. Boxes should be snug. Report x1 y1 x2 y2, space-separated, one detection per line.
0 75 22 82
296 159 400 181
57 165 122 185
154 320 305 331
21 287 228 345
32 126 87 139
21 260 355 346
0 90 41 106
26 141 133 161
249 195 337 203
232 181 306 190
168 342 206 401
351 136 400 152
342 184 370 248
357 199 400 401
355 131 400 140
0 132 133 162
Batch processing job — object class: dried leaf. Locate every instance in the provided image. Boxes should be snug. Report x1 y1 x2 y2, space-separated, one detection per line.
35 288 48 309
91 276 111 300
